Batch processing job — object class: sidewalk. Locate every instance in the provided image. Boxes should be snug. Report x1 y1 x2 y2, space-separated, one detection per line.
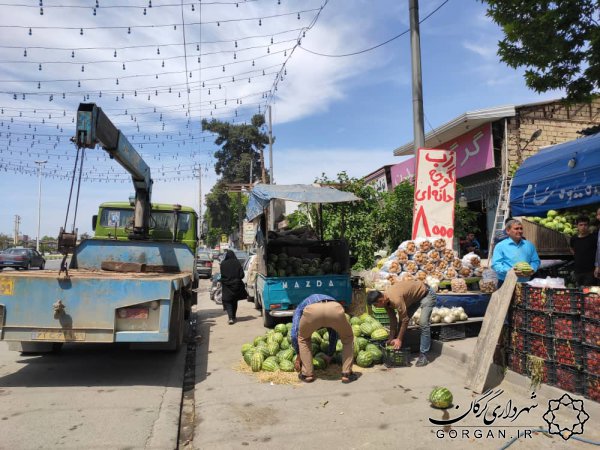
192 297 600 449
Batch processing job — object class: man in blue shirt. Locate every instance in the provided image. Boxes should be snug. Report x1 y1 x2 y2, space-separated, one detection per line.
291 293 356 383
492 219 540 284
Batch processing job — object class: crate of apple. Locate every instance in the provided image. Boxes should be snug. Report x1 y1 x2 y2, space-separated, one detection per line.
526 310 552 335
583 290 600 319
507 351 526 375
553 338 583 367
526 335 553 360
522 286 547 311
584 372 600 402
582 318 600 347
508 329 526 352
551 314 581 340
549 289 582 313
509 307 525 329
554 364 583 394
583 345 600 376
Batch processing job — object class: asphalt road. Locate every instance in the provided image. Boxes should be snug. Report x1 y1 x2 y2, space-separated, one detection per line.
0 278 190 449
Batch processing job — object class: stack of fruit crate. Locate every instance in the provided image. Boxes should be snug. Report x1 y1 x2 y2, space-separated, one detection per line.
505 284 593 398
582 289 600 402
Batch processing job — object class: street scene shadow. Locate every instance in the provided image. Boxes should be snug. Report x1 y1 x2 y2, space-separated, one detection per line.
0 341 186 388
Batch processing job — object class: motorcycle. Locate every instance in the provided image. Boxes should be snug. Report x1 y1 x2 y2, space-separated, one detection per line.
209 273 222 305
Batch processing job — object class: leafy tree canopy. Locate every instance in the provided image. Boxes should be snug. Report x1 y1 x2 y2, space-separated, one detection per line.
482 0 600 101
201 114 270 183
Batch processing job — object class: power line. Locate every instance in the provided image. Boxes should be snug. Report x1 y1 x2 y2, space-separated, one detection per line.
299 0 449 57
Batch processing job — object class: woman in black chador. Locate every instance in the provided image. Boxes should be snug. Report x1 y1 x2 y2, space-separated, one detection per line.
219 250 248 324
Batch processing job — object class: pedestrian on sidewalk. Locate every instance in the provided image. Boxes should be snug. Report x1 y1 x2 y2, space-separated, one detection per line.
291 294 356 384
367 280 436 367
219 250 248 324
570 215 598 287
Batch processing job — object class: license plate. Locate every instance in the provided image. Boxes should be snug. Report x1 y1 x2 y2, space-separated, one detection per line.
32 329 86 341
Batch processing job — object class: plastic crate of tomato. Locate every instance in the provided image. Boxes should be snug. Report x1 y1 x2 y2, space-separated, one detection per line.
525 334 554 360
582 317 600 347
583 344 600 376
583 372 600 402
551 313 582 341
553 364 584 394
583 291 600 319
524 310 552 336
553 338 583 368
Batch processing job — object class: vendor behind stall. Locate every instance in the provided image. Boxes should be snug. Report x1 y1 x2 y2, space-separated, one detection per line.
491 219 541 285
570 215 598 287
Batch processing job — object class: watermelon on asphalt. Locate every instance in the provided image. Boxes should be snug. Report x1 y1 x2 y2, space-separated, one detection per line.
429 387 453 409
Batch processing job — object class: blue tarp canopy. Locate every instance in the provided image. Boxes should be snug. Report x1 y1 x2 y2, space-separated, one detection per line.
246 184 361 221
510 132 600 216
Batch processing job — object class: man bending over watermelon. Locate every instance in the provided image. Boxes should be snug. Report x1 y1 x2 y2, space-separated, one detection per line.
367 280 436 367
291 294 357 383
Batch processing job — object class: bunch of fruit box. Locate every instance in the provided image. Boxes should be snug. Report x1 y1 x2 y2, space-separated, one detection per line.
510 284 586 394
582 287 600 402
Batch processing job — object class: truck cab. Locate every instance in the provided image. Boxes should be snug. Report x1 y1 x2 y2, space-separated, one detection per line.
93 202 199 255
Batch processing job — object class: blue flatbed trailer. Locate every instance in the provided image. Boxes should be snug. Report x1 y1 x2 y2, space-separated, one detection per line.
0 239 195 352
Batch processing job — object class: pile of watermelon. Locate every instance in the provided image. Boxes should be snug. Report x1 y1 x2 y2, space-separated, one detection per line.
266 251 343 277
240 313 391 372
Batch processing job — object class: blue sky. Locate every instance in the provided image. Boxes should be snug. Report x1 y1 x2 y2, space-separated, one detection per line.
0 0 561 239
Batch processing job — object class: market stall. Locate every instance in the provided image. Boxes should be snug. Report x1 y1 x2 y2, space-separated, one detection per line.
502 133 600 402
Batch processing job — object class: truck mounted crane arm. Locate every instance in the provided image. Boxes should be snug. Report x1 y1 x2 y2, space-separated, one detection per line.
75 103 153 239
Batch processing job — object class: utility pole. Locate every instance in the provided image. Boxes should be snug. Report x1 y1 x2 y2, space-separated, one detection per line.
35 159 47 252
14 215 21 245
268 105 274 184
409 0 425 170
197 165 203 240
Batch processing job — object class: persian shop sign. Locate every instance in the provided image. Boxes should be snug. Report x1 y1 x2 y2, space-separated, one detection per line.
412 148 456 241
444 123 494 178
392 123 493 185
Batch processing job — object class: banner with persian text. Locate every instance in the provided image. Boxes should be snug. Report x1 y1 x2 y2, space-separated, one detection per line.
412 148 456 242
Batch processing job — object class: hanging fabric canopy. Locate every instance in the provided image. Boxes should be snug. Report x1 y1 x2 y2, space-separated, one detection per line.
246 184 360 221
510 132 600 216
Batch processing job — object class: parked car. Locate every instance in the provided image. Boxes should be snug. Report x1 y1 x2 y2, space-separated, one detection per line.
0 248 45 270
209 273 222 304
196 251 213 278
243 254 258 304
232 249 249 267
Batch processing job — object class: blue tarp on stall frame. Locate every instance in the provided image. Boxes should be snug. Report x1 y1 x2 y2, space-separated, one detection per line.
246 183 360 221
510 132 600 216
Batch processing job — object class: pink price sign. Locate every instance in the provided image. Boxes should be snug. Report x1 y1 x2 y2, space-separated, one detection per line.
412 148 456 242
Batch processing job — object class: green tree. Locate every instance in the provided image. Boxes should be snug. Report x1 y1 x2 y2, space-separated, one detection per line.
201 114 270 183
482 0 600 101
202 115 272 243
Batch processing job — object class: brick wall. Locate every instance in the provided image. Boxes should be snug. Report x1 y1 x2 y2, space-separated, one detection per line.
505 98 600 165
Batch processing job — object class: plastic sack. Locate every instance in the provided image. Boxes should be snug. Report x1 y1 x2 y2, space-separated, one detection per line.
526 277 566 289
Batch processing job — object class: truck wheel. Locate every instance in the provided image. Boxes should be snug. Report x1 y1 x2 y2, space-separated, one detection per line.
167 297 184 351
262 301 275 328
253 281 261 310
